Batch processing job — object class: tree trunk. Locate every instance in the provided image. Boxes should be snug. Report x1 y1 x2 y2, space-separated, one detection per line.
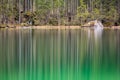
19 0 21 24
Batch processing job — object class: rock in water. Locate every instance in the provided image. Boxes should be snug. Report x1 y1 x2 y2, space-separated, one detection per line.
94 20 103 29
82 20 104 40
94 20 103 40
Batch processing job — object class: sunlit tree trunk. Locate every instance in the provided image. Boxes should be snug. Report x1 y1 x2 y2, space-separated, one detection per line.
19 0 21 24
117 0 120 15
51 0 54 14
57 0 60 25
33 0 36 11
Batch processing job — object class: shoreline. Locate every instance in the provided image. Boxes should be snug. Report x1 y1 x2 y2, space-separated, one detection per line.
0 26 120 29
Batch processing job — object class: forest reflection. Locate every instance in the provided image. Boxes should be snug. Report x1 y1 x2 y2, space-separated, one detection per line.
0 29 120 80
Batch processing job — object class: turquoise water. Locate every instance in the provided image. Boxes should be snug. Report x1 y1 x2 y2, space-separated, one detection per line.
0 29 120 80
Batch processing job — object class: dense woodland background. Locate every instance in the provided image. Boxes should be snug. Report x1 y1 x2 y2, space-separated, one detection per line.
0 0 120 26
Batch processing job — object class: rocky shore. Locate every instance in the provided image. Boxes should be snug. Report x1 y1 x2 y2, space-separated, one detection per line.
0 24 120 29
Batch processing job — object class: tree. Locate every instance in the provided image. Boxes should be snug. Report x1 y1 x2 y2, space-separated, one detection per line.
0 0 120 26
77 0 90 25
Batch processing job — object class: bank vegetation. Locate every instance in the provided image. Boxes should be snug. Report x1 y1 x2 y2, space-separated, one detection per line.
0 0 120 28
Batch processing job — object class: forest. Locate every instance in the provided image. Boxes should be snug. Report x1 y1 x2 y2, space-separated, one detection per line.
0 0 120 27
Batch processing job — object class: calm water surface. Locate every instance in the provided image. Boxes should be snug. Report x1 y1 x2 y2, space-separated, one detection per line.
0 29 120 80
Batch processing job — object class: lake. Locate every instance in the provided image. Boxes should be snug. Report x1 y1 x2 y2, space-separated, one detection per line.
0 29 120 80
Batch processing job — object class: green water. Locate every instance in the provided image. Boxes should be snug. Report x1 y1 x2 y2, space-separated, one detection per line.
0 29 120 80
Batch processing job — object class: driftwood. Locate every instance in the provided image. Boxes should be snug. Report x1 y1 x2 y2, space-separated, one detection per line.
82 20 103 28
82 21 95 27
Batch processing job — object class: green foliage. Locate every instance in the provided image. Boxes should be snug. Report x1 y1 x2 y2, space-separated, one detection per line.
77 0 90 25
0 0 120 26
106 6 118 21
91 8 101 20
54 0 64 8
34 0 51 25
23 11 35 25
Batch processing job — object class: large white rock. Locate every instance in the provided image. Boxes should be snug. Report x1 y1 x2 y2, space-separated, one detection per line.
84 20 104 41
94 20 103 29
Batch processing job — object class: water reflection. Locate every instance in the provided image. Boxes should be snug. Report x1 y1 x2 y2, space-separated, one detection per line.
0 29 120 80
